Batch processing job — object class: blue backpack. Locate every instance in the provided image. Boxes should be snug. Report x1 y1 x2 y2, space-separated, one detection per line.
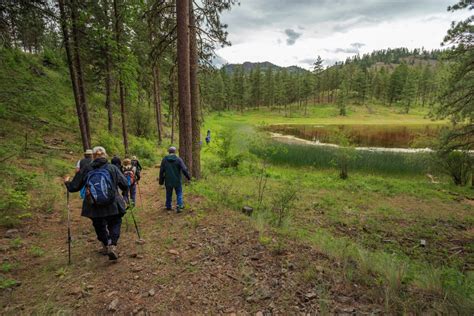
85 166 115 206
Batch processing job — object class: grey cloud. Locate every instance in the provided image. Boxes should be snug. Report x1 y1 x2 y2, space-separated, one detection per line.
350 42 365 49
222 0 454 40
299 58 316 65
332 48 359 54
332 16 380 33
284 29 302 45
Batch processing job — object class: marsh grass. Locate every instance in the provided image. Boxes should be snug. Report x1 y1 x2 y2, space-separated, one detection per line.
253 141 434 175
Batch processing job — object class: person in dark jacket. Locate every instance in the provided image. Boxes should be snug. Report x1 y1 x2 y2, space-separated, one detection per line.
159 146 191 213
205 130 211 145
75 149 93 173
65 146 128 260
111 155 123 173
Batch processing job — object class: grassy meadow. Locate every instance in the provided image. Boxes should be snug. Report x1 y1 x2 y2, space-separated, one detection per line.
191 104 474 313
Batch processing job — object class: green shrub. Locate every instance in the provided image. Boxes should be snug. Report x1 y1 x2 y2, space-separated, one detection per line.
436 150 472 186
331 133 358 179
0 188 30 227
41 49 62 69
129 136 158 165
30 245 45 257
95 130 123 157
216 130 244 169
0 276 18 289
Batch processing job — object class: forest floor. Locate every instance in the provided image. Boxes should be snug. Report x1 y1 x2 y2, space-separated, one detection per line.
1 165 387 315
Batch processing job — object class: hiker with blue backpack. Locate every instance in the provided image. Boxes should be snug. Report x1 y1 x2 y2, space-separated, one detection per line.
64 146 128 261
122 158 137 206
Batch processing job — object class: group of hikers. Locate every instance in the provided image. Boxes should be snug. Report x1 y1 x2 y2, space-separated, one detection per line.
64 145 191 261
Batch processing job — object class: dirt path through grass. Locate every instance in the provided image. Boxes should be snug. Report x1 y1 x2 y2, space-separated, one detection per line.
0 166 385 314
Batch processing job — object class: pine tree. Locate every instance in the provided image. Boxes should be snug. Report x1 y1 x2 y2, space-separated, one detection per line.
176 0 193 171
189 0 200 179
58 0 90 151
435 0 474 149
312 55 323 104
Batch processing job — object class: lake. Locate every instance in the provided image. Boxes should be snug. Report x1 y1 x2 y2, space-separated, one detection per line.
266 124 445 149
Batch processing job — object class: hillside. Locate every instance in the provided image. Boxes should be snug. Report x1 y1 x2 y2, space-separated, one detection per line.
222 61 308 74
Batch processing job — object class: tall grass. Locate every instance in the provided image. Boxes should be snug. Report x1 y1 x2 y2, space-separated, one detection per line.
253 141 434 175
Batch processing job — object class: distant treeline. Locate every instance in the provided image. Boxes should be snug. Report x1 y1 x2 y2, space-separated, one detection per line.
200 48 448 115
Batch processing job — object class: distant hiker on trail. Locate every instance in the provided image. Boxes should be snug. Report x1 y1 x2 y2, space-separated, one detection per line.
205 130 211 145
111 154 123 173
75 149 93 173
64 146 128 261
122 158 137 206
131 155 142 182
159 146 191 213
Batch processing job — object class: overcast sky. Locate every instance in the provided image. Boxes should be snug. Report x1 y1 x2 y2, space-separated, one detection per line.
215 0 470 69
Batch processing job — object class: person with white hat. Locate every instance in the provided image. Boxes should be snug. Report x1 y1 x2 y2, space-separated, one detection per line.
75 149 93 173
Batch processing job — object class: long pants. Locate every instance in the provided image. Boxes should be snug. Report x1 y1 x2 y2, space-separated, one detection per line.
123 183 136 205
165 185 183 209
91 214 123 246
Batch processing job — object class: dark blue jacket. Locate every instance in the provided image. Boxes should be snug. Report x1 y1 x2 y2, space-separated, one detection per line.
66 158 128 218
159 154 191 188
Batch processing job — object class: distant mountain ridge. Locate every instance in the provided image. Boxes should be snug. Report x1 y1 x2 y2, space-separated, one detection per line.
222 61 308 74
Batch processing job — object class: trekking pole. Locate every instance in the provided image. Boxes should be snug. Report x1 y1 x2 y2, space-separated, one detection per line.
128 205 145 244
66 189 72 265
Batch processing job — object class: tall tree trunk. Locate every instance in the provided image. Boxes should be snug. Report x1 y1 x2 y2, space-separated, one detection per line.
70 0 91 144
176 0 193 173
105 52 113 132
152 65 163 144
58 0 90 150
119 83 129 153
189 0 200 179
170 81 175 144
104 0 113 132
147 16 163 145
113 0 128 154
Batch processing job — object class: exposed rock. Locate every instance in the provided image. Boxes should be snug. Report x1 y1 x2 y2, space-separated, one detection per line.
242 206 253 216
107 298 119 312
68 286 82 296
337 296 352 304
5 229 19 238
148 288 155 297
304 292 317 301
107 291 118 297
168 249 179 255
250 253 262 261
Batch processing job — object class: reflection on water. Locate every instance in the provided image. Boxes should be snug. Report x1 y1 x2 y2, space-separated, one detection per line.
266 124 445 149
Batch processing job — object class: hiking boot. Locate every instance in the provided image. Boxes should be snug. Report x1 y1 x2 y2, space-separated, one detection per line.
176 205 184 213
98 244 108 256
166 207 172 211
107 245 118 260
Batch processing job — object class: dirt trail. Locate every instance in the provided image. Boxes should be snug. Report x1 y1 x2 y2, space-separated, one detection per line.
1 167 383 314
